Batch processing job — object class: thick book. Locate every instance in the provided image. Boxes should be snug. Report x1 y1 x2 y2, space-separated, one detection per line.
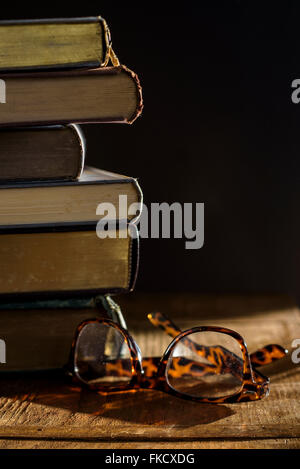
0 16 115 72
0 166 142 229
0 295 126 371
0 66 143 127
0 225 139 298
0 124 85 182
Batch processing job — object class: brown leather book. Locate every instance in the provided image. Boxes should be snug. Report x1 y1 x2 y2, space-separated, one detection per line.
0 124 85 182
0 16 114 72
0 66 143 127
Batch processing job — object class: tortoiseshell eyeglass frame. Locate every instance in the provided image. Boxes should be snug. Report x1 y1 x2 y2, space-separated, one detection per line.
66 312 288 404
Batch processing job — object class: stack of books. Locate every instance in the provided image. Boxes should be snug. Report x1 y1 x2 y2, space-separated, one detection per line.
0 16 143 371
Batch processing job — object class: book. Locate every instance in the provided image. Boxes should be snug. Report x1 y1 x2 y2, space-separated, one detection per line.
0 124 85 182
0 66 143 127
0 16 115 72
0 166 142 229
0 295 127 371
0 225 139 298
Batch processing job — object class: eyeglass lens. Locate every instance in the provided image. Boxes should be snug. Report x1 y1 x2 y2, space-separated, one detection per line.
166 331 244 398
74 322 132 387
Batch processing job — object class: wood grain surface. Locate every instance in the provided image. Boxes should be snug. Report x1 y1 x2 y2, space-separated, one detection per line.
0 293 299 449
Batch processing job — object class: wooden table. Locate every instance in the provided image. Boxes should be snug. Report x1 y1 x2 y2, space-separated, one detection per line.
0 293 299 449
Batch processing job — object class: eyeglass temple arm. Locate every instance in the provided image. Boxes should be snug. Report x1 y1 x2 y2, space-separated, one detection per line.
249 344 288 365
147 312 239 376
142 357 219 379
103 356 224 380
148 312 287 367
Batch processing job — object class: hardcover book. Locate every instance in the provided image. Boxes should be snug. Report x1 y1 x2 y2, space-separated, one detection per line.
0 225 139 298
0 124 85 182
0 16 116 71
0 295 126 371
0 166 142 228
0 66 143 127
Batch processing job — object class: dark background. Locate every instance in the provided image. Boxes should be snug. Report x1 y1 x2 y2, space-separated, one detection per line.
1 2 299 300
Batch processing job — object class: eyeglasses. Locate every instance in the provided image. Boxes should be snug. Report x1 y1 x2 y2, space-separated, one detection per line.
67 312 287 403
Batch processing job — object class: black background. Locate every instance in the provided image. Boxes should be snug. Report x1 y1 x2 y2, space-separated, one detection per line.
1 2 299 300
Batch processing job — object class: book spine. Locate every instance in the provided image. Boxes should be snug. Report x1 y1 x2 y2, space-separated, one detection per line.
100 16 117 67
123 65 144 124
68 124 85 179
127 223 140 292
